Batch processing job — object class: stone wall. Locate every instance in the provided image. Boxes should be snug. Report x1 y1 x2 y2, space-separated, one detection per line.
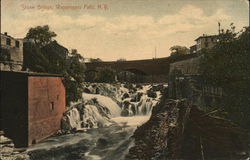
168 55 225 109
169 56 201 75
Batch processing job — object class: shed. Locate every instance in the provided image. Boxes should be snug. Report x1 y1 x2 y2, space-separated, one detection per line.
0 71 66 147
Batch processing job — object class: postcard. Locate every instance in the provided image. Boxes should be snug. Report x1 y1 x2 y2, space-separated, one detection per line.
1 0 249 159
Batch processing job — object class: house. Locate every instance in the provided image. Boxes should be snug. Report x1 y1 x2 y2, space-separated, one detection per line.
41 40 69 59
0 71 66 147
0 33 23 71
195 34 218 52
190 45 197 54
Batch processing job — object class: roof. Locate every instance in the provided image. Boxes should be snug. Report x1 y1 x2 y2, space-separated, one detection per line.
195 35 218 41
43 41 69 53
1 33 16 40
1 33 23 42
0 70 64 77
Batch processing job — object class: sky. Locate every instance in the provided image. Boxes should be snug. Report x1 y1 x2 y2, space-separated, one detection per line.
1 0 249 61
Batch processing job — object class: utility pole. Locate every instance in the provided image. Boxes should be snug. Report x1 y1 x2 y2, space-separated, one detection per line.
155 46 157 59
218 22 221 34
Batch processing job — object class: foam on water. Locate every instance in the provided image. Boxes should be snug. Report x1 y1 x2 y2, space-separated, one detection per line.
67 108 81 129
112 116 150 127
81 104 112 128
83 93 121 117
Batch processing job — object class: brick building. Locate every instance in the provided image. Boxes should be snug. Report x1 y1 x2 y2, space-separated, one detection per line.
0 71 66 147
0 33 23 71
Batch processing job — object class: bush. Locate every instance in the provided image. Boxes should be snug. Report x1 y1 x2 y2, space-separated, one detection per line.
199 26 250 129
94 67 116 83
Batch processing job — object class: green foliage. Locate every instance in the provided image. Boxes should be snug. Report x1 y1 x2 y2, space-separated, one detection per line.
117 58 126 62
25 25 57 47
63 50 86 105
89 58 102 63
22 42 49 72
94 67 116 83
170 45 190 57
23 25 86 106
199 25 250 128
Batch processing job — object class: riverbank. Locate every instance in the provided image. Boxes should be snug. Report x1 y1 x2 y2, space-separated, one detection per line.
126 98 249 159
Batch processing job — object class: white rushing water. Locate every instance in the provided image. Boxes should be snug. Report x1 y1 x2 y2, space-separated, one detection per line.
27 83 167 160
64 83 167 131
82 93 121 117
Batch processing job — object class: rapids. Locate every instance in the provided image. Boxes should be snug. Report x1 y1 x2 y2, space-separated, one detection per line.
26 83 168 160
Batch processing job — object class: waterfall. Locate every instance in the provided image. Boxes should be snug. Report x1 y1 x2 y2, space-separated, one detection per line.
120 84 164 116
63 83 167 131
67 108 81 129
81 105 112 128
82 93 121 117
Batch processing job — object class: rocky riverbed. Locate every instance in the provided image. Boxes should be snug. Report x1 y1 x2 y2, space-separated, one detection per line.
126 98 249 160
2 83 248 160
61 83 167 132
1 83 167 160
0 133 30 160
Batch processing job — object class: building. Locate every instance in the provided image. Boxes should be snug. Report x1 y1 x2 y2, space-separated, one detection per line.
41 40 69 59
0 71 66 147
195 34 218 52
190 45 197 54
0 33 23 71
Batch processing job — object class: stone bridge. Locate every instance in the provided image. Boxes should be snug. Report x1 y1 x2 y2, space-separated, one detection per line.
85 53 198 82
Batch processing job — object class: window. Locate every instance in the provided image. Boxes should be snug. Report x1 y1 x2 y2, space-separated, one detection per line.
205 42 208 47
50 102 54 110
15 41 20 48
6 38 11 46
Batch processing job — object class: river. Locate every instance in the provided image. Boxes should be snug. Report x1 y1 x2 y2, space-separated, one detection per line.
27 116 150 160
26 83 167 160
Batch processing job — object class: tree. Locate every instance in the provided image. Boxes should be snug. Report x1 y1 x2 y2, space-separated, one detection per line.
64 49 86 105
22 42 49 72
94 67 116 83
40 41 69 74
199 25 250 128
25 25 57 47
117 58 126 62
23 25 86 105
89 58 102 63
170 45 190 57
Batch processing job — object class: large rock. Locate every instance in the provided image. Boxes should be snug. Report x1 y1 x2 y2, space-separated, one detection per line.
147 90 157 98
130 92 143 102
0 133 30 160
126 99 249 160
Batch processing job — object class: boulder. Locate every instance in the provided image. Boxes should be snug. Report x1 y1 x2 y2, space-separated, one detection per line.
147 90 157 98
83 88 91 93
122 93 130 100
